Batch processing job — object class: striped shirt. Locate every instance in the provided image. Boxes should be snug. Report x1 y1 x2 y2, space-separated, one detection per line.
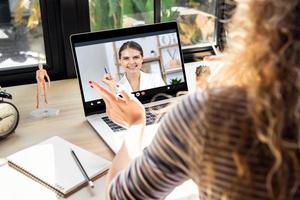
109 88 300 199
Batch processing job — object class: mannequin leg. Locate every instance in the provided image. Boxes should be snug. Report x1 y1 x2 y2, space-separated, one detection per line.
36 84 40 108
43 82 48 104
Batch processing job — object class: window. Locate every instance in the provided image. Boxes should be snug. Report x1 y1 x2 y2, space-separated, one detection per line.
89 0 154 31
0 0 222 86
0 0 46 70
88 0 219 51
0 0 67 87
161 0 217 49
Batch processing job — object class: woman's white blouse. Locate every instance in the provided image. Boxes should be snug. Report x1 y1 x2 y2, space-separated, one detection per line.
118 71 166 92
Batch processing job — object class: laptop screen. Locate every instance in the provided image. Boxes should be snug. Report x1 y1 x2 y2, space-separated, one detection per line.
71 22 187 115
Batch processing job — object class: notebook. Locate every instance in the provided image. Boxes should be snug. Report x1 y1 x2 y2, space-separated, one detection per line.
6 136 111 198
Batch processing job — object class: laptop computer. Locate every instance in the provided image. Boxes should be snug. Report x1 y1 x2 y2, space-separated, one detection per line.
70 22 187 153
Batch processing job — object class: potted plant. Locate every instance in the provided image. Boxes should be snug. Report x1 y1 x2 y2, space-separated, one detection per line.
170 77 182 85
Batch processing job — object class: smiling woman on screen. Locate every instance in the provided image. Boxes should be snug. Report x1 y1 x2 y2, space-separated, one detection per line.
102 41 165 92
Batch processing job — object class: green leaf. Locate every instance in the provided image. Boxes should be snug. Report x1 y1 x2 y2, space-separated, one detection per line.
90 0 122 31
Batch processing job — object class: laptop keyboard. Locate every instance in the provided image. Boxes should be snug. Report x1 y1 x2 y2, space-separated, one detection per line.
102 117 126 132
102 103 169 132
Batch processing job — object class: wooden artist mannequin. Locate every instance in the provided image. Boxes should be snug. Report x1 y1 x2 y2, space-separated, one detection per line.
36 63 50 109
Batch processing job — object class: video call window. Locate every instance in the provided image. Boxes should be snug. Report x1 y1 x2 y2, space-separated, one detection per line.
75 32 184 102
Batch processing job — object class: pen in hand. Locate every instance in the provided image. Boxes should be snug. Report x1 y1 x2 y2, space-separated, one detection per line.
71 149 94 189
104 67 112 80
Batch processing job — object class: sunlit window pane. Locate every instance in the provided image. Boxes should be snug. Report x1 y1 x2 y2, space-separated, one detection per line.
161 0 217 48
89 0 154 32
0 0 46 70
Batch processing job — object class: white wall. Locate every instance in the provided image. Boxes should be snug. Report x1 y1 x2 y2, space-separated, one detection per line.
75 43 110 101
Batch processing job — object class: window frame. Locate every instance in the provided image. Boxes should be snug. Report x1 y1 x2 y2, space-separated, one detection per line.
154 0 222 62
0 0 66 87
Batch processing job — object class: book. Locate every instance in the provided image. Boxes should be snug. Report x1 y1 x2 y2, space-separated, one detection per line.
6 136 111 198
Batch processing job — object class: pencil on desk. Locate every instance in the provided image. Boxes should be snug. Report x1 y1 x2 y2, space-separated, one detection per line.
71 149 94 189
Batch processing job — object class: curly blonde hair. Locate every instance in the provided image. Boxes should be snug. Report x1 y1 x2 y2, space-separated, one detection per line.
189 0 300 199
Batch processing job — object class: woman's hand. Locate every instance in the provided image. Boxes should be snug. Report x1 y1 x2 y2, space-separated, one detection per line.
101 73 117 92
89 81 146 128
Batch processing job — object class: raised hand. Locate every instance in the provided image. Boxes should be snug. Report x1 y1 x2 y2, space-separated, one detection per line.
101 73 117 92
89 81 145 128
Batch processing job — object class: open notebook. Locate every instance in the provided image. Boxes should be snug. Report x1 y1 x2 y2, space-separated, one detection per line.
7 136 111 198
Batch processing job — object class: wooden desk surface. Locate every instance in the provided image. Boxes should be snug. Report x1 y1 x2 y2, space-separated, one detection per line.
0 61 216 159
0 63 205 199
0 79 114 161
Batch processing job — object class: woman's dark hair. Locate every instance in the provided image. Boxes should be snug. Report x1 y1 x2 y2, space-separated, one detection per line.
118 41 144 59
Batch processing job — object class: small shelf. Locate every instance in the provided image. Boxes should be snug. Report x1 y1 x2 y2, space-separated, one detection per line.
143 56 160 63
159 44 178 49
164 67 182 74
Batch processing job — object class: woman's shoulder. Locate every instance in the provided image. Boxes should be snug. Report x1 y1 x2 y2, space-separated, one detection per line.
169 87 249 147
200 86 246 100
179 86 248 114
205 86 248 106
